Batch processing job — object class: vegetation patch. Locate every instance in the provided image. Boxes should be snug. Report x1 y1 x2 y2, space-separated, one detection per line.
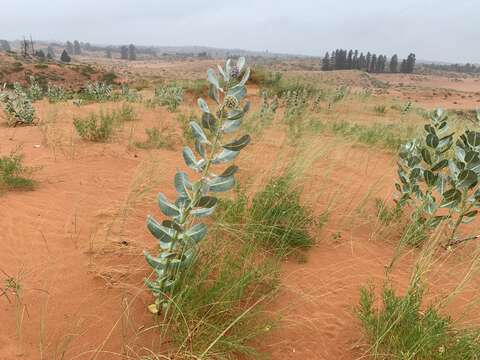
0 151 36 191
358 281 480 359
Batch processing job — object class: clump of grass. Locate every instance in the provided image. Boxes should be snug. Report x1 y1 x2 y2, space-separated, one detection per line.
310 119 418 150
0 152 35 191
117 103 137 122
358 281 480 359
135 127 176 150
375 198 402 225
73 111 118 142
216 174 318 258
249 174 316 255
373 105 387 115
163 240 279 358
46 84 71 103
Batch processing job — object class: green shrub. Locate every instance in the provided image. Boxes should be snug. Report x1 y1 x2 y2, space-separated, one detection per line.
0 84 36 126
0 151 35 191
395 109 480 247
46 84 70 103
248 174 316 256
358 282 480 359
135 127 175 150
152 84 184 112
73 111 117 142
27 76 44 101
80 81 113 102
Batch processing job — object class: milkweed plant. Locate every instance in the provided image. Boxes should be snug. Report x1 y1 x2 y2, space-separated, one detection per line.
143 57 251 314
396 109 480 247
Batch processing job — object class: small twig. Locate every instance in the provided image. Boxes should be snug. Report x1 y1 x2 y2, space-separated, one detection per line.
443 234 480 248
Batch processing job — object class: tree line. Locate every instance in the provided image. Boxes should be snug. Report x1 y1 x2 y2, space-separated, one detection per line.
322 49 416 73
422 62 480 74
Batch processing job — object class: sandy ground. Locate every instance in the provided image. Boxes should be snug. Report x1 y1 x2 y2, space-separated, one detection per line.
1 60 480 359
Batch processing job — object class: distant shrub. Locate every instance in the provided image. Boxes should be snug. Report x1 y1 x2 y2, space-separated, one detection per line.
27 76 44 101
152 84 184 111
46 84 70 103
0 83 36 126
73 111 117 142
0 151 35 191
60 50 71 63
80 81 113 102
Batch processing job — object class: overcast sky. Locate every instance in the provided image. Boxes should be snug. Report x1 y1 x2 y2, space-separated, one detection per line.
1 0 478 63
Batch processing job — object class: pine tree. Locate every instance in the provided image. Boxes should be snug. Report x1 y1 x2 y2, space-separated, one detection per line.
35 50 46 60
353 50 359 69
322 52 330 71
347 50 353 69
105 48 112 59
0 40 11 52
400 59 407 73
128 44 136 60
66 41 74 54
73 40 81 55
60 50 71 63
406 53 416 73
330 50 336 70
366 52 372 72
47 46 55 59
120 46 129 60
370 54 377 73
389 54 398 73
358 52 366 70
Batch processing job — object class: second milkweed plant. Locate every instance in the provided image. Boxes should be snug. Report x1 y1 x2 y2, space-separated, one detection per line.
144 57 251 314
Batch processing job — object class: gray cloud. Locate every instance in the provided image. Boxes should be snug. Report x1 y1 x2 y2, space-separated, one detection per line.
1 0 479 62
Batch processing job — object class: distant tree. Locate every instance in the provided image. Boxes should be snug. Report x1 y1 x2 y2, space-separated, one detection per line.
73 40 81 55
83 42 92 51
353 50 359 69
128 44 136 60
329 49 336 70
406 53 416 73
347 49 353 69
120 46 129 60
369 54 377 73
60 50 71 63
35 50 46 60
0 39 11 52
389 54 398 73
400 59 407 73
47 46 55 59
366 52 372 72
358 52 366 70
66 41 74 54
376 55 386 73
322 52 330 71
105 48 112 59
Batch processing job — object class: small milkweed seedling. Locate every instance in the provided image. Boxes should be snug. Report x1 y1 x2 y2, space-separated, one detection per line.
396 109 480 247
143 57 251 314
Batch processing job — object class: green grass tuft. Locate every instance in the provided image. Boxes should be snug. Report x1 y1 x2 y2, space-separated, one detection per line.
358 282 480 359
0 152 35 192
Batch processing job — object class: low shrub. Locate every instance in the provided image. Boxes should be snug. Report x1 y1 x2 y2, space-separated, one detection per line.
0 151 35 191
152 84 184 112
358 281 480 359
373 105 387 114
73 111 117 142
0 84 36 126
46 84 70 103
